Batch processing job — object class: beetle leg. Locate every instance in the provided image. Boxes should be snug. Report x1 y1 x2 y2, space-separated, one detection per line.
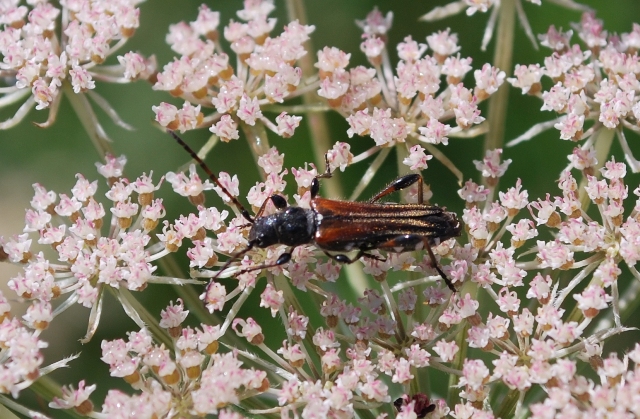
323 250 385 264
234 248 293 276
376 234 424 252
206 242 255 295
324 251 359 264
310 154 334 199
363 252 387 262
376 234 456 292
368 173 424 204
254 194 288 219
254 197 270 219
319 153 333 178
425 244 456 292
270 194 288 210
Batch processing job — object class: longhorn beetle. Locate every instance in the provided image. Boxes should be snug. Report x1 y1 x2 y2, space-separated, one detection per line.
169 131 461 291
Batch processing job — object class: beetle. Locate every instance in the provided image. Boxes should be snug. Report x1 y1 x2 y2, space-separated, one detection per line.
169 131 461 291
394 393 436 418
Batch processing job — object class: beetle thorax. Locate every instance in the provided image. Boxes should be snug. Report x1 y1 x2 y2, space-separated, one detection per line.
249 207 316 248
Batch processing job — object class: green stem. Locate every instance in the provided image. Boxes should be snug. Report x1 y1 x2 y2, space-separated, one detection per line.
349 147 391 201
109 287 173 348
0 403 20 419
156 254 220 326
446 280 479 406
577 127 615 211
618 277 640 324
29 376 86 419
354 408 377 419
63 82 114 161
240 121 271 178
160 258 257 352
447 322 468 407
397 143 410 176
284 0 334 182
284 0 368 295
496 389 521 419
274 274 321 379
484 0 515 154
262 103 331 114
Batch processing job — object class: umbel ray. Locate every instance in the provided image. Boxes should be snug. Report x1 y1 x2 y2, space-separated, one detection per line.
169 131 461 291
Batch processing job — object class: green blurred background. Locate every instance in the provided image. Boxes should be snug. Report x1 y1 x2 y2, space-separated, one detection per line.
1 0 639 416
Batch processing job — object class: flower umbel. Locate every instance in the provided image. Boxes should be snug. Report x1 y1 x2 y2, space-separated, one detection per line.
52 300 267 418
152 2 313 144
0 154 206 343
420 0 590 51
509 12 640 173
0 0 156 154
320 8 505 187
0 290 78 416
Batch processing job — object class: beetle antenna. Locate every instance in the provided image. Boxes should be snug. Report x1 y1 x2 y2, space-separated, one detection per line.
206 242 255 292
168 130 254 223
